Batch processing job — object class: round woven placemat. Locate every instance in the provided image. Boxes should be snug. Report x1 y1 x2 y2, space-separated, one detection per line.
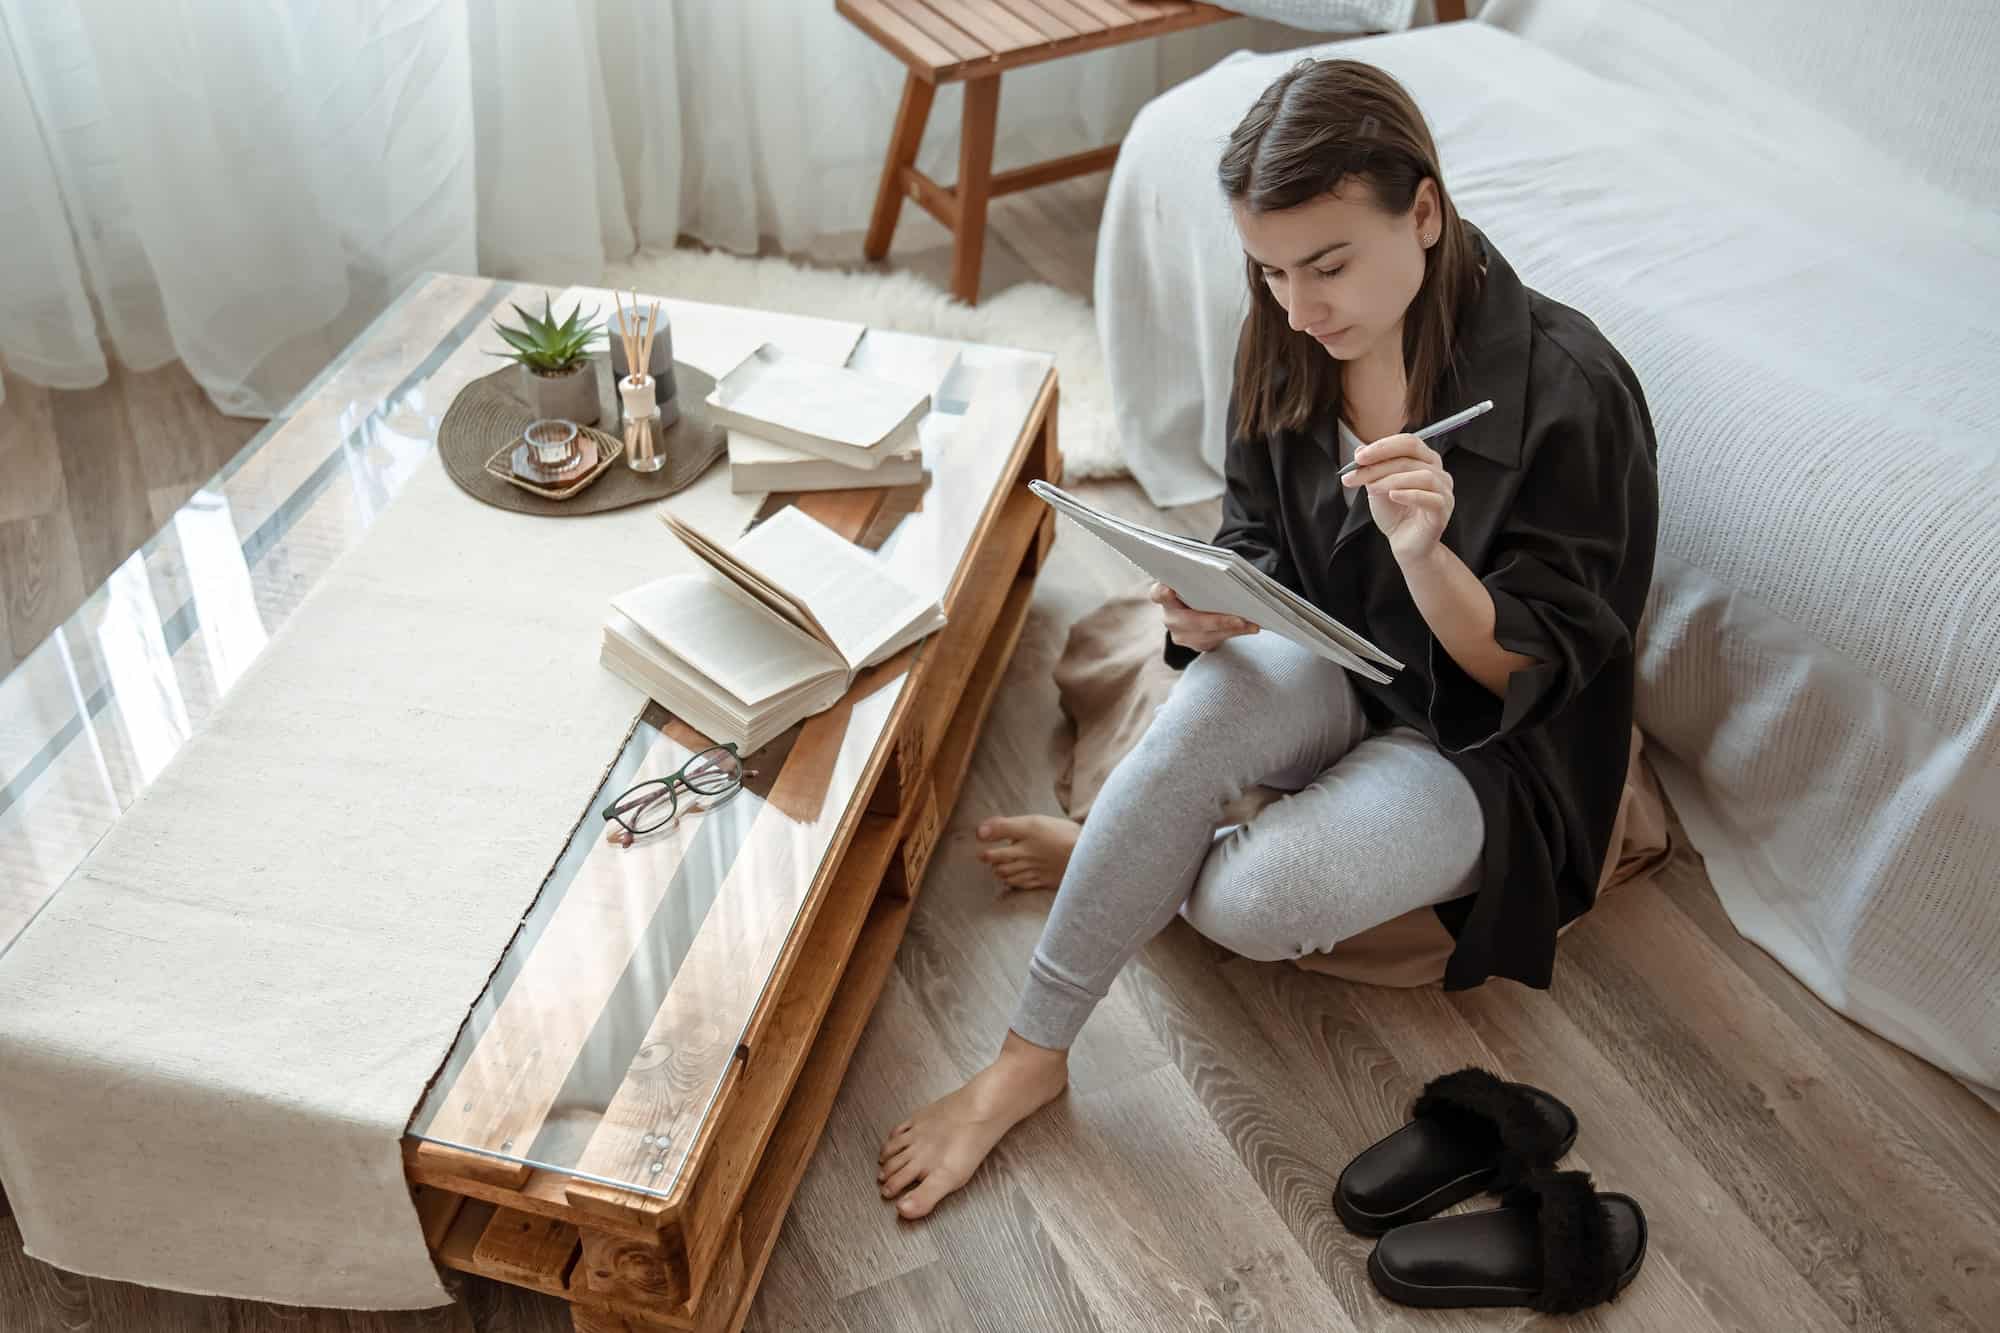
438 358 724 516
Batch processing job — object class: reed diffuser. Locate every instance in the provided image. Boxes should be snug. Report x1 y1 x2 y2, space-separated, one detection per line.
614 290 665 474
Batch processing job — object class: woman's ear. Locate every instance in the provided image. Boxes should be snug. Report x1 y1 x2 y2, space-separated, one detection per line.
1414 178 1441 245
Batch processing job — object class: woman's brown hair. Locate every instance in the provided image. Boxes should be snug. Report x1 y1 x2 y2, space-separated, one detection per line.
1218 58 1481 440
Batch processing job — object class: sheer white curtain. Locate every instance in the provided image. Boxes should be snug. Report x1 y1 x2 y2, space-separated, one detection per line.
0 0 1391 418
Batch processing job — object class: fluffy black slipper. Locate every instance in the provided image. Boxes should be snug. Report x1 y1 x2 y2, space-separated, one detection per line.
1368 1168 1647 1312
1334 1066 1578 1236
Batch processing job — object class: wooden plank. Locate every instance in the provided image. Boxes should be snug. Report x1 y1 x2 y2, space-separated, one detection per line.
412 1138 533 1189
1566 887 2000 1331
899 165 960 231
1451 976 1849 1331
405 1137 704 1243
0 375 63 525
864 72 939 261
877 0 991 63
573 1226 689 1321
791 486 885 541
990 142 1120 197
1020 0 1115 36
1102 0 1199 22
471 1205 581 1298
902 487 1044 778
951 75 1000 303
0 509 85 668
725 893 919 1333
1066 0 1145 28
436 1197 501 1274
989 0 1081 41
836 0 963 74
930 562 1036 818
879 778 942 901
918 0 1045 55
48 380 152 591
411 1184 466 1250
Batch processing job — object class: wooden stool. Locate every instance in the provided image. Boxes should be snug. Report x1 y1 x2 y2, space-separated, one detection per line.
839 1 1237 304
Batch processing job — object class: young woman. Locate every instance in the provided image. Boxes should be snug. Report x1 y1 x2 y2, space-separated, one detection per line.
877 57 1659 1220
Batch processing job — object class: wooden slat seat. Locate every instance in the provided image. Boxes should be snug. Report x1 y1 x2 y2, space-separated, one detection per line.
843 0 1236 83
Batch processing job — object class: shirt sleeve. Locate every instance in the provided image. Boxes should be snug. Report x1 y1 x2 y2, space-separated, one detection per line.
1426 365 1657 750
1165 386 1298 671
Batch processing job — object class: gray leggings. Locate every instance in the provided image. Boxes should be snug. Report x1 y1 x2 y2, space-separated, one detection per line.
1009 629 1486 1051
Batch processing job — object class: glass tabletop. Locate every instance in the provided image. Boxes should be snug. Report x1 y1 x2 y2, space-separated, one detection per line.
0 273 508 957
0 271 1054 1204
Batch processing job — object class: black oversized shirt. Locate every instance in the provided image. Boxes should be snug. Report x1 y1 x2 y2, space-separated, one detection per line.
1165 222 1660 991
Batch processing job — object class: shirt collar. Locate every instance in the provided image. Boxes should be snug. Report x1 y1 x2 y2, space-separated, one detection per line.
1309 220 1531 470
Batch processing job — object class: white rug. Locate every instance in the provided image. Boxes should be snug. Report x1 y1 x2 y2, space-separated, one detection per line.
605 247 1126 482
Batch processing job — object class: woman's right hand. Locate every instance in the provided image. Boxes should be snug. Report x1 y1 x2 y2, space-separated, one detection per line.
1151 581 1259 651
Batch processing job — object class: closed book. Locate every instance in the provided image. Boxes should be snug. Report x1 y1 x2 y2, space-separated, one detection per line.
727 430 924 493
705 342 929 470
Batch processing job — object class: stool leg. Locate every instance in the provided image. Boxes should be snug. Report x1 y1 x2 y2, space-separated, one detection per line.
864 71 936 262
951 75 1000 304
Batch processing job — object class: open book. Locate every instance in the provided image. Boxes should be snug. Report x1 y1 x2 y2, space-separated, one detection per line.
601 505 946 752
1027 480 1402 683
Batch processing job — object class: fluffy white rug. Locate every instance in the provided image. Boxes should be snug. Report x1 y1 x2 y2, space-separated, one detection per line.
605 247 1125 481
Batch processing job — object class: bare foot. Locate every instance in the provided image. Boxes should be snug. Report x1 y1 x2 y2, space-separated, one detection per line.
877 1030 1070 1219
975 814 1080 892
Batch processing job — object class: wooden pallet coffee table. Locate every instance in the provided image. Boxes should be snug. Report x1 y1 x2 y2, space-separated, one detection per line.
398 300 1060 1329
0 272 1058 1328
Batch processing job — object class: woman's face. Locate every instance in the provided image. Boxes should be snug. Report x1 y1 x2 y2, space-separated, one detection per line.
1232 177 1438 368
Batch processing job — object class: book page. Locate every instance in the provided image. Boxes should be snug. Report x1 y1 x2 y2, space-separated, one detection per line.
609 572 842 707
660 509 838 651
731 505 938 671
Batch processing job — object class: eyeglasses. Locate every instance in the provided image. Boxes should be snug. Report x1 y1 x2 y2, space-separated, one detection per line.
602 743 752 846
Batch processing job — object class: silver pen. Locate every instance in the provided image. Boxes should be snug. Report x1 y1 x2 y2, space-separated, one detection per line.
1335 398 1495 479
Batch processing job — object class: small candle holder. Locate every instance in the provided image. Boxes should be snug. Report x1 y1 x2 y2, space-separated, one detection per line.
523 418 581 471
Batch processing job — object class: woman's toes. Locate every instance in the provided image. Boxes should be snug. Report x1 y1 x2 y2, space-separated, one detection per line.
882 1159 925 1198
878 1145 913 1181
977 815 1029 845
896 1169 961 1219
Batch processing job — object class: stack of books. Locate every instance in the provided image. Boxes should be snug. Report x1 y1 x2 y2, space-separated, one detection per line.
707 342 930 493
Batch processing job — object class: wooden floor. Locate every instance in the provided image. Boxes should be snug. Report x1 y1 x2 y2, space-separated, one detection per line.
5 174 1998 1333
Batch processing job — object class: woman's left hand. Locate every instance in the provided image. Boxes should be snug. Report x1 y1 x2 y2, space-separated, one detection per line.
1342 432 1454 565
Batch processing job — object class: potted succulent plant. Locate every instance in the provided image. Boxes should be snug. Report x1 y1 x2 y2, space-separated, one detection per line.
492 296 605 426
